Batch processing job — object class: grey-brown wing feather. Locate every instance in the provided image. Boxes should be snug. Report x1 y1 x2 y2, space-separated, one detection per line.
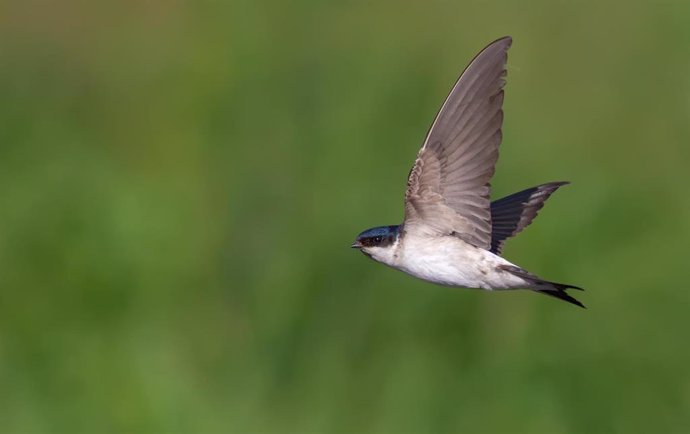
490 182 569 255
404 37 511 249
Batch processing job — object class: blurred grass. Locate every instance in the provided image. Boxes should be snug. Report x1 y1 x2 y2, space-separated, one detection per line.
1 0 689 432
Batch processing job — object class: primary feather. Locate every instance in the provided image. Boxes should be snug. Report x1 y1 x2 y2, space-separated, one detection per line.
490 182 569 255
404 37 512 249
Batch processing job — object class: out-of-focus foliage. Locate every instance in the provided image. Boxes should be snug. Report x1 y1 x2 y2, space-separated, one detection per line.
1 1 689 432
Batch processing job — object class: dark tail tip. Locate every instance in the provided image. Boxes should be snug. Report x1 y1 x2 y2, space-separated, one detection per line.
538 288 586 308
498 265 585 308
560 283 584 291
538 281 586 308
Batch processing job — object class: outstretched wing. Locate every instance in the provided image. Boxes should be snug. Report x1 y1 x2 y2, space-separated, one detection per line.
490 182 569 255
404 37 511 250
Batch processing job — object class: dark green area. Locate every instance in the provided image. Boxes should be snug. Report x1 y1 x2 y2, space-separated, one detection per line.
1 1 689 432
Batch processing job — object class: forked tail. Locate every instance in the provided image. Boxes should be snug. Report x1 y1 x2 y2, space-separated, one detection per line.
499 265 585 308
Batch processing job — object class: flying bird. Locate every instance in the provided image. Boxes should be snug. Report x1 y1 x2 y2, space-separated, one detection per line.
351 37 584 307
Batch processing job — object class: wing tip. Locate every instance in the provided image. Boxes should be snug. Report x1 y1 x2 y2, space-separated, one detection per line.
537 181 570 195
483 36 512 57
494 36 513 47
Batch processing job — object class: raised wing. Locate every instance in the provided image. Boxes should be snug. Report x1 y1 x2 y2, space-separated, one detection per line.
490 182 568 255
404 37 511 249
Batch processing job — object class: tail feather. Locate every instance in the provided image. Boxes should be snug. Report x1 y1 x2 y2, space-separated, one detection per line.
499 265 585 308
537 284 586 309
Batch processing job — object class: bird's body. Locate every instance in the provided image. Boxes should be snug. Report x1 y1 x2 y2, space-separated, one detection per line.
370 230 527 290
352 37 584 307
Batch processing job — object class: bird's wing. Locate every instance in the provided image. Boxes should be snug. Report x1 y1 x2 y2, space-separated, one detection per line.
403 37 511 250
490 182 569 255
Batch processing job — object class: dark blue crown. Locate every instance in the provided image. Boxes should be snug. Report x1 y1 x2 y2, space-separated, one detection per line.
356 225 400 239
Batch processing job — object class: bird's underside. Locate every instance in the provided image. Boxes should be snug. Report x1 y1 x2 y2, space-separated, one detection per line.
394 218 584 308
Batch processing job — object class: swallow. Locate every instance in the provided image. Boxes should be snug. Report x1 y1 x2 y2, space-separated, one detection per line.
351 36 584 307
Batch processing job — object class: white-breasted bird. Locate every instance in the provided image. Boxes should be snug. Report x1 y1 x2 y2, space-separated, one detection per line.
351 36 584 307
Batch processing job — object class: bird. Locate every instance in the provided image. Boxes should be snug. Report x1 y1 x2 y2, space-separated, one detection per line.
351 36 584 307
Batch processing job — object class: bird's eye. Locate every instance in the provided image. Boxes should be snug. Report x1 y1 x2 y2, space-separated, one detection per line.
374 236 383 244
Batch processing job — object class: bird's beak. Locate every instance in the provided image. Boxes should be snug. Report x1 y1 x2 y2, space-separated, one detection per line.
351 241 362 249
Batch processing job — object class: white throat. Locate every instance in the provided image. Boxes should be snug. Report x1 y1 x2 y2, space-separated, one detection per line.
362 235 401 267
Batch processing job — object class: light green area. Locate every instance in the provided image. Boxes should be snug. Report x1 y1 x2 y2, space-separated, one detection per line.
1 1 689 432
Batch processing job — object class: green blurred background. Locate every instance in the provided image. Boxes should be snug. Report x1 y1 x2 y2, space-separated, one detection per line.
1 0 689 432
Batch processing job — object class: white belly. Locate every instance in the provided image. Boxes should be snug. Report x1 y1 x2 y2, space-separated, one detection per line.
392 234 528 290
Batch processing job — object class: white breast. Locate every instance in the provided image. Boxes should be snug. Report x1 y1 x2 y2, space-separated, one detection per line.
390 233 528 290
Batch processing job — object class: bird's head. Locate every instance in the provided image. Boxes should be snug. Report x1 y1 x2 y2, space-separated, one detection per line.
351 225 400 262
